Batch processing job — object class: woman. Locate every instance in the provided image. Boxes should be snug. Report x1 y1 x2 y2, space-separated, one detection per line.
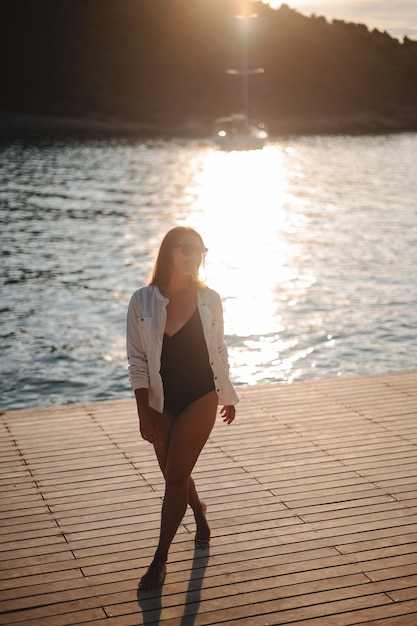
126 226 239 589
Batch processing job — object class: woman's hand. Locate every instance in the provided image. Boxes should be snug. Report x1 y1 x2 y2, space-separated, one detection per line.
220 405 236 424
135 388 162 446
139 413 162 446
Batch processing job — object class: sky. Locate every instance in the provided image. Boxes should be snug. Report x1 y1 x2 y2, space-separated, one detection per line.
263 1 417 40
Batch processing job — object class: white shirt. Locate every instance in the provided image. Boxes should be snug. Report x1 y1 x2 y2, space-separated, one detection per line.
126 284 239 413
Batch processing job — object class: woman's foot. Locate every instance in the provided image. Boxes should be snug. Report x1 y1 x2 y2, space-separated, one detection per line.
194 501 211 546
139 555 167 590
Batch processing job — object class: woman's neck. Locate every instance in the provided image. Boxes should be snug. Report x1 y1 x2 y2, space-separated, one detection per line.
162 277 195 298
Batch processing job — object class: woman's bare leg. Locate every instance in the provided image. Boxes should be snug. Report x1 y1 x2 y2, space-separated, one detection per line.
140 391 217 589
152 413 211 543
188 477 210 544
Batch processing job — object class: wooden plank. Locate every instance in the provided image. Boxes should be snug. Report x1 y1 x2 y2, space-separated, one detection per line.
0 606 107 626
287 602 417 626
1 371 417 626
104 593 393 625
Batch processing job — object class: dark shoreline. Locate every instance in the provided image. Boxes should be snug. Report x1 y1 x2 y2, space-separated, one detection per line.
2 110 417 141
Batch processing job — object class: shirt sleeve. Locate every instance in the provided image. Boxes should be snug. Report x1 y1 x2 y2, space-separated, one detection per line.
213 290 230 374
126 291 150 390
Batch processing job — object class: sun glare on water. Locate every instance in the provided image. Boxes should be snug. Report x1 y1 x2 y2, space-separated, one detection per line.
182 145 311 385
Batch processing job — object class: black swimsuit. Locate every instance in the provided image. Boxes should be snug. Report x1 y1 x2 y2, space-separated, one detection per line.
160 308 215 417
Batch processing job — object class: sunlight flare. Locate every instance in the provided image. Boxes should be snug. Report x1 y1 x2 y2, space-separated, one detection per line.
182 144 312 384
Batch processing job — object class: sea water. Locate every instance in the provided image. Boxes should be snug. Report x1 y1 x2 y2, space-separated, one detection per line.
1 133 416 410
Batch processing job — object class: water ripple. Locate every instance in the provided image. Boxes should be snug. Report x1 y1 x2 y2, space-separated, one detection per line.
1 134 416 409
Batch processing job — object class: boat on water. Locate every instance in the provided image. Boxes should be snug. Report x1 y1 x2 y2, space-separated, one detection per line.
213 113 268 151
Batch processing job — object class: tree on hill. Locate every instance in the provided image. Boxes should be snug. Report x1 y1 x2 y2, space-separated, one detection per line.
1 0 416 133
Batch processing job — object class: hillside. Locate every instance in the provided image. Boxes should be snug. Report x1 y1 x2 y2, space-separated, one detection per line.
1 0 417 135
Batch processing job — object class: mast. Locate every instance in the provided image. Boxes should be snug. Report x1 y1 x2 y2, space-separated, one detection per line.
226 3 264 118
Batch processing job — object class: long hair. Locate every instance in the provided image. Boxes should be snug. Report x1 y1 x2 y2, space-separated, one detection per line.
149 226 206 287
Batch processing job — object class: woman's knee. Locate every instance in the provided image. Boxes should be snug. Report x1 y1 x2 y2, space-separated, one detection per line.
164 467 191 490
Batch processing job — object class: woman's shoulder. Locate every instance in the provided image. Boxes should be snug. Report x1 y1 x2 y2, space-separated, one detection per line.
136 284 153 294
130 284 161 305
130 284 147 298
129 285 167 317
198 285 222 306
132 284 158 296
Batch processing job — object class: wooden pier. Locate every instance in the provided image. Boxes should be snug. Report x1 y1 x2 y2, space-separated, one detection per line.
1 370 417 625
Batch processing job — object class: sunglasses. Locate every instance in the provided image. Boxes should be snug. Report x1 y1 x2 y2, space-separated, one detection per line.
175 244 208 258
